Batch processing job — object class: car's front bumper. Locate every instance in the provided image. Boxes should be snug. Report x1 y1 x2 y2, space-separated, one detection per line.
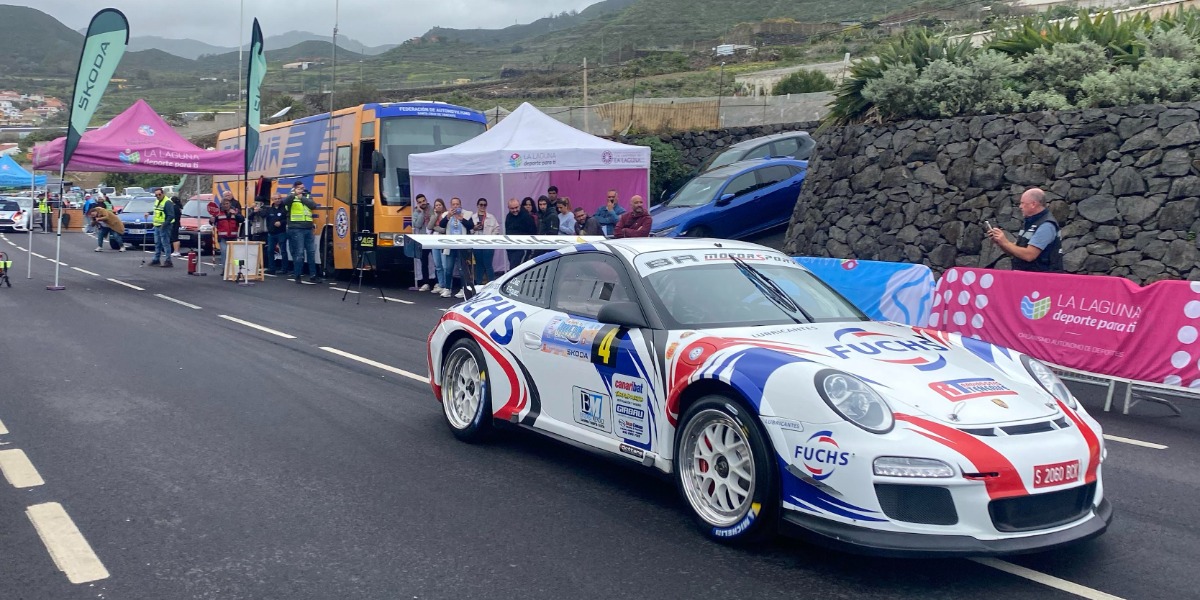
781 497 1112 558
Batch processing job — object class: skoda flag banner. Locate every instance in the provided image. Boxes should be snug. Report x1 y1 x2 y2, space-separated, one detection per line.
245 18 266 174
65 8 129 168
933 267 1200 389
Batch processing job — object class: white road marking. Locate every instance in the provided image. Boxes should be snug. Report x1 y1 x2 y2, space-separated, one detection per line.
155 294 201 310
26 502 110 584
329 287 360 294
319 347 427 383
71 267 100 276
381 297 414 304
15 246 27 251
1103 434 1168 450
0 449 45 488
31 252 46 258
106 278 145 291
218 315 296 339
971 558 1124 600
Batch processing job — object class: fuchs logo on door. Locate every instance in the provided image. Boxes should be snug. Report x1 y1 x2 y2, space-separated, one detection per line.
929 378 1018 402
573 386 611 433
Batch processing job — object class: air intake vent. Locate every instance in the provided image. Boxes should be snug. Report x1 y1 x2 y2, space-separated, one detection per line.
875 484 958 525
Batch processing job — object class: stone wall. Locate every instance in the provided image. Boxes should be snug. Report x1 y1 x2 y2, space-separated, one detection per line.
617 121 819 172
784 104 1200 284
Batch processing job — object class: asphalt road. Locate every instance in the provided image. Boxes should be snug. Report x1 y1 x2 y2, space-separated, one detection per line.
0 231 1196 600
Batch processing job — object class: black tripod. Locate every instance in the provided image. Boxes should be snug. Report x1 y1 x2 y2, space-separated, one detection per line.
344 232 387 304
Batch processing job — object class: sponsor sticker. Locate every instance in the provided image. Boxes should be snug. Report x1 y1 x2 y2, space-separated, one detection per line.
761 416 804 432
793 430 850 481
713 502 760 538
573 386 611 433
618 443 645 459
541 316 604 362
928 378 1018 402
612 374 650 445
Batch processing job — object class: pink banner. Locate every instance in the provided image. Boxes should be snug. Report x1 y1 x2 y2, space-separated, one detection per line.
932 268 1200 389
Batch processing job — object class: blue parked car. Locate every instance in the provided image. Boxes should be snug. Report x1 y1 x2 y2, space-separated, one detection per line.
650 158 807 239
117 196 160 247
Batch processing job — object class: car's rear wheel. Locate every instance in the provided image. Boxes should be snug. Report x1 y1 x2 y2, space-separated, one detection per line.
440 338 493 442
676 395 777 543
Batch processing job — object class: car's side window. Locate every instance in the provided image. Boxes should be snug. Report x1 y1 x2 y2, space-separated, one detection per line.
550 253 632 318
773 137 800 158
502 260 557 308
724 172 759 198
757 165 795 187
743 144 771 160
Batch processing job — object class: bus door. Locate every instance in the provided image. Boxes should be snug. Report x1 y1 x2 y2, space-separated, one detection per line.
356 140 376 238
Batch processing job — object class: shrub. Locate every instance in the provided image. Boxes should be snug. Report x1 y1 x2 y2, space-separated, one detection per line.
632 136 689 203
773 69 835 94
1016 41 1110 105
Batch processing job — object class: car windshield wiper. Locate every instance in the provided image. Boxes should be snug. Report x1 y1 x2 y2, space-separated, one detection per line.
729 256 815 324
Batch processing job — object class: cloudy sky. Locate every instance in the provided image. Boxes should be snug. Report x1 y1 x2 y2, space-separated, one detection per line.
19 0 601 47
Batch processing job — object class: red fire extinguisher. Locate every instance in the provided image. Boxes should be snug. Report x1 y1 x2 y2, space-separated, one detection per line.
187 250 199 275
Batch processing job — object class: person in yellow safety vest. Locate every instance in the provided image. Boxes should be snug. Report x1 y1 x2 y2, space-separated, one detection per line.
286 181 321 284
37 195 51 232
148 189 177 267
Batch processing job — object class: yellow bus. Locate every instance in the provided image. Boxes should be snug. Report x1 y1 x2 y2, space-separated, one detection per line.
214 102 487 275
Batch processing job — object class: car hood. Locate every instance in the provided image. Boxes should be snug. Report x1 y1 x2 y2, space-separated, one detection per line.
649 204 701 231
118 214 150 223
683 321 1062 427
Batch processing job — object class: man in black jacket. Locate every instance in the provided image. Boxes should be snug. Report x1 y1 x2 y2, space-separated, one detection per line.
264 194 290 274
504 197 537 271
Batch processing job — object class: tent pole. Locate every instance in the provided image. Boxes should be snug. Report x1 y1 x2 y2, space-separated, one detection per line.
48 163 66 290
26 166 34 278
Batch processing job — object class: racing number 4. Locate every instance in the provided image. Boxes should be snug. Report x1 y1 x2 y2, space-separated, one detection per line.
591 326 621 367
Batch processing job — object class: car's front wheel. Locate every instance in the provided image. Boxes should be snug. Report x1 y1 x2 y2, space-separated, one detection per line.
675 395 777 543
440 338 494 442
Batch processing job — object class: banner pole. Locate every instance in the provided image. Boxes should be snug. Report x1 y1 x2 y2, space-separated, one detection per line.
26 166 33 278
48 163 65 290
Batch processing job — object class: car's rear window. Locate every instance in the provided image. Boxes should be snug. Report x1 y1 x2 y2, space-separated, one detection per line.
0 200 19 211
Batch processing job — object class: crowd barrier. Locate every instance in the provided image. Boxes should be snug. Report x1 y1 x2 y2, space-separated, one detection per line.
797 258 1200 411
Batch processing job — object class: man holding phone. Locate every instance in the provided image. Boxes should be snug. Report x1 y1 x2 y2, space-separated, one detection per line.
987 187 1064 272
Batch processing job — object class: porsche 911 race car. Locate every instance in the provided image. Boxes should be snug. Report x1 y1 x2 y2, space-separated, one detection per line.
426 239 1111 556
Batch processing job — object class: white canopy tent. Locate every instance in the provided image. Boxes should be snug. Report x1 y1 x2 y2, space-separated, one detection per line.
408 102 650 216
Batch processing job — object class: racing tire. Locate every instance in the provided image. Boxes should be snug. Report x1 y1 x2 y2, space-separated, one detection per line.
675 395 778 544
440 338 494 443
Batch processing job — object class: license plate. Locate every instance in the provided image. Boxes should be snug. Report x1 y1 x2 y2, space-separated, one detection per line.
1033 460 1080 489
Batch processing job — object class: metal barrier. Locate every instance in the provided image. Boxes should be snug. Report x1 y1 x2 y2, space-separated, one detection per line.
1050 362 1196 415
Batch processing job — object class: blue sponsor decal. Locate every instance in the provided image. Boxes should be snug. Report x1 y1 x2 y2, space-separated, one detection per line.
461 294 526 345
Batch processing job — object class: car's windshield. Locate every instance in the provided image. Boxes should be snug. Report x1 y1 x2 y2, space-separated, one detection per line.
123 198 156 213
182 200 209 217
635 251 868 328
663 176 723 208
0 199 19 211
698 148 741 173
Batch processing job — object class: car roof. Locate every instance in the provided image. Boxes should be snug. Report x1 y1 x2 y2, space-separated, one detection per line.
700 157 808 179
598 237 785 261
726 131 811 150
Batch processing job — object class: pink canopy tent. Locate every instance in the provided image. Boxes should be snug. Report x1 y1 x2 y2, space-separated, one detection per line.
32 99 244 174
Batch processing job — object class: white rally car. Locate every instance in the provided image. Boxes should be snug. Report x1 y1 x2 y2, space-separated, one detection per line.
426 239 1110 556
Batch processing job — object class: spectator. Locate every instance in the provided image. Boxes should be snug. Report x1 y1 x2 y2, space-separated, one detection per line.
264 193 290 275
574 207 602 236
430 198 449 295
246 196 268 243
88 205 125 252
536 195 558 236
988 187 1064 272
438 197 475 298
83 194 97 234
412 193 437 291
504 198 537 270
98 194 113 211
212 198 244 260
547 185 560 206
473 197 501 283
521 197 538 231
593 189 626 236
287 181 321 284
170 196 184 257
149 188 177 267
556 198 576 235
614 195 652 238
37 194 50 232
221 190 243 213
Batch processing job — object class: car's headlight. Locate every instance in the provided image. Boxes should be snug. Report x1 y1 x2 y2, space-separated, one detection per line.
816 369 894 433
1022 355 1076 409
873 457 955 478
651 225 677 237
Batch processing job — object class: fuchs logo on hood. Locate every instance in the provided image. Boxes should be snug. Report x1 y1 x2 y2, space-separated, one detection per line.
1021 292 1052 320
929 378 1018 402
794 430 849 481
138 124 156 136
825 327 949 370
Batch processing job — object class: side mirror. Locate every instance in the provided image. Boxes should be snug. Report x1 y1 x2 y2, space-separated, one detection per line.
715 193 736 206
371 150 386 176
596 301 649 329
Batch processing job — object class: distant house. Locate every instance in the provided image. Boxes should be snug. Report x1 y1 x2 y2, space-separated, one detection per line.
0 143 18 156
283 61 318 70
42 97 65 109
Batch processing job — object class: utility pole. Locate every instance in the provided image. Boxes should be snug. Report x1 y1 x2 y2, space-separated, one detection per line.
582 57 589 133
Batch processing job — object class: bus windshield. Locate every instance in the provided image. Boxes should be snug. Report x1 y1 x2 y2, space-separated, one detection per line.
379 116 485 206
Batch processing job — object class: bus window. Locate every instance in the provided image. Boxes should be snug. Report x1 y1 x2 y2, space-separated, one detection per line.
379 117 485 206
334 146 351 204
